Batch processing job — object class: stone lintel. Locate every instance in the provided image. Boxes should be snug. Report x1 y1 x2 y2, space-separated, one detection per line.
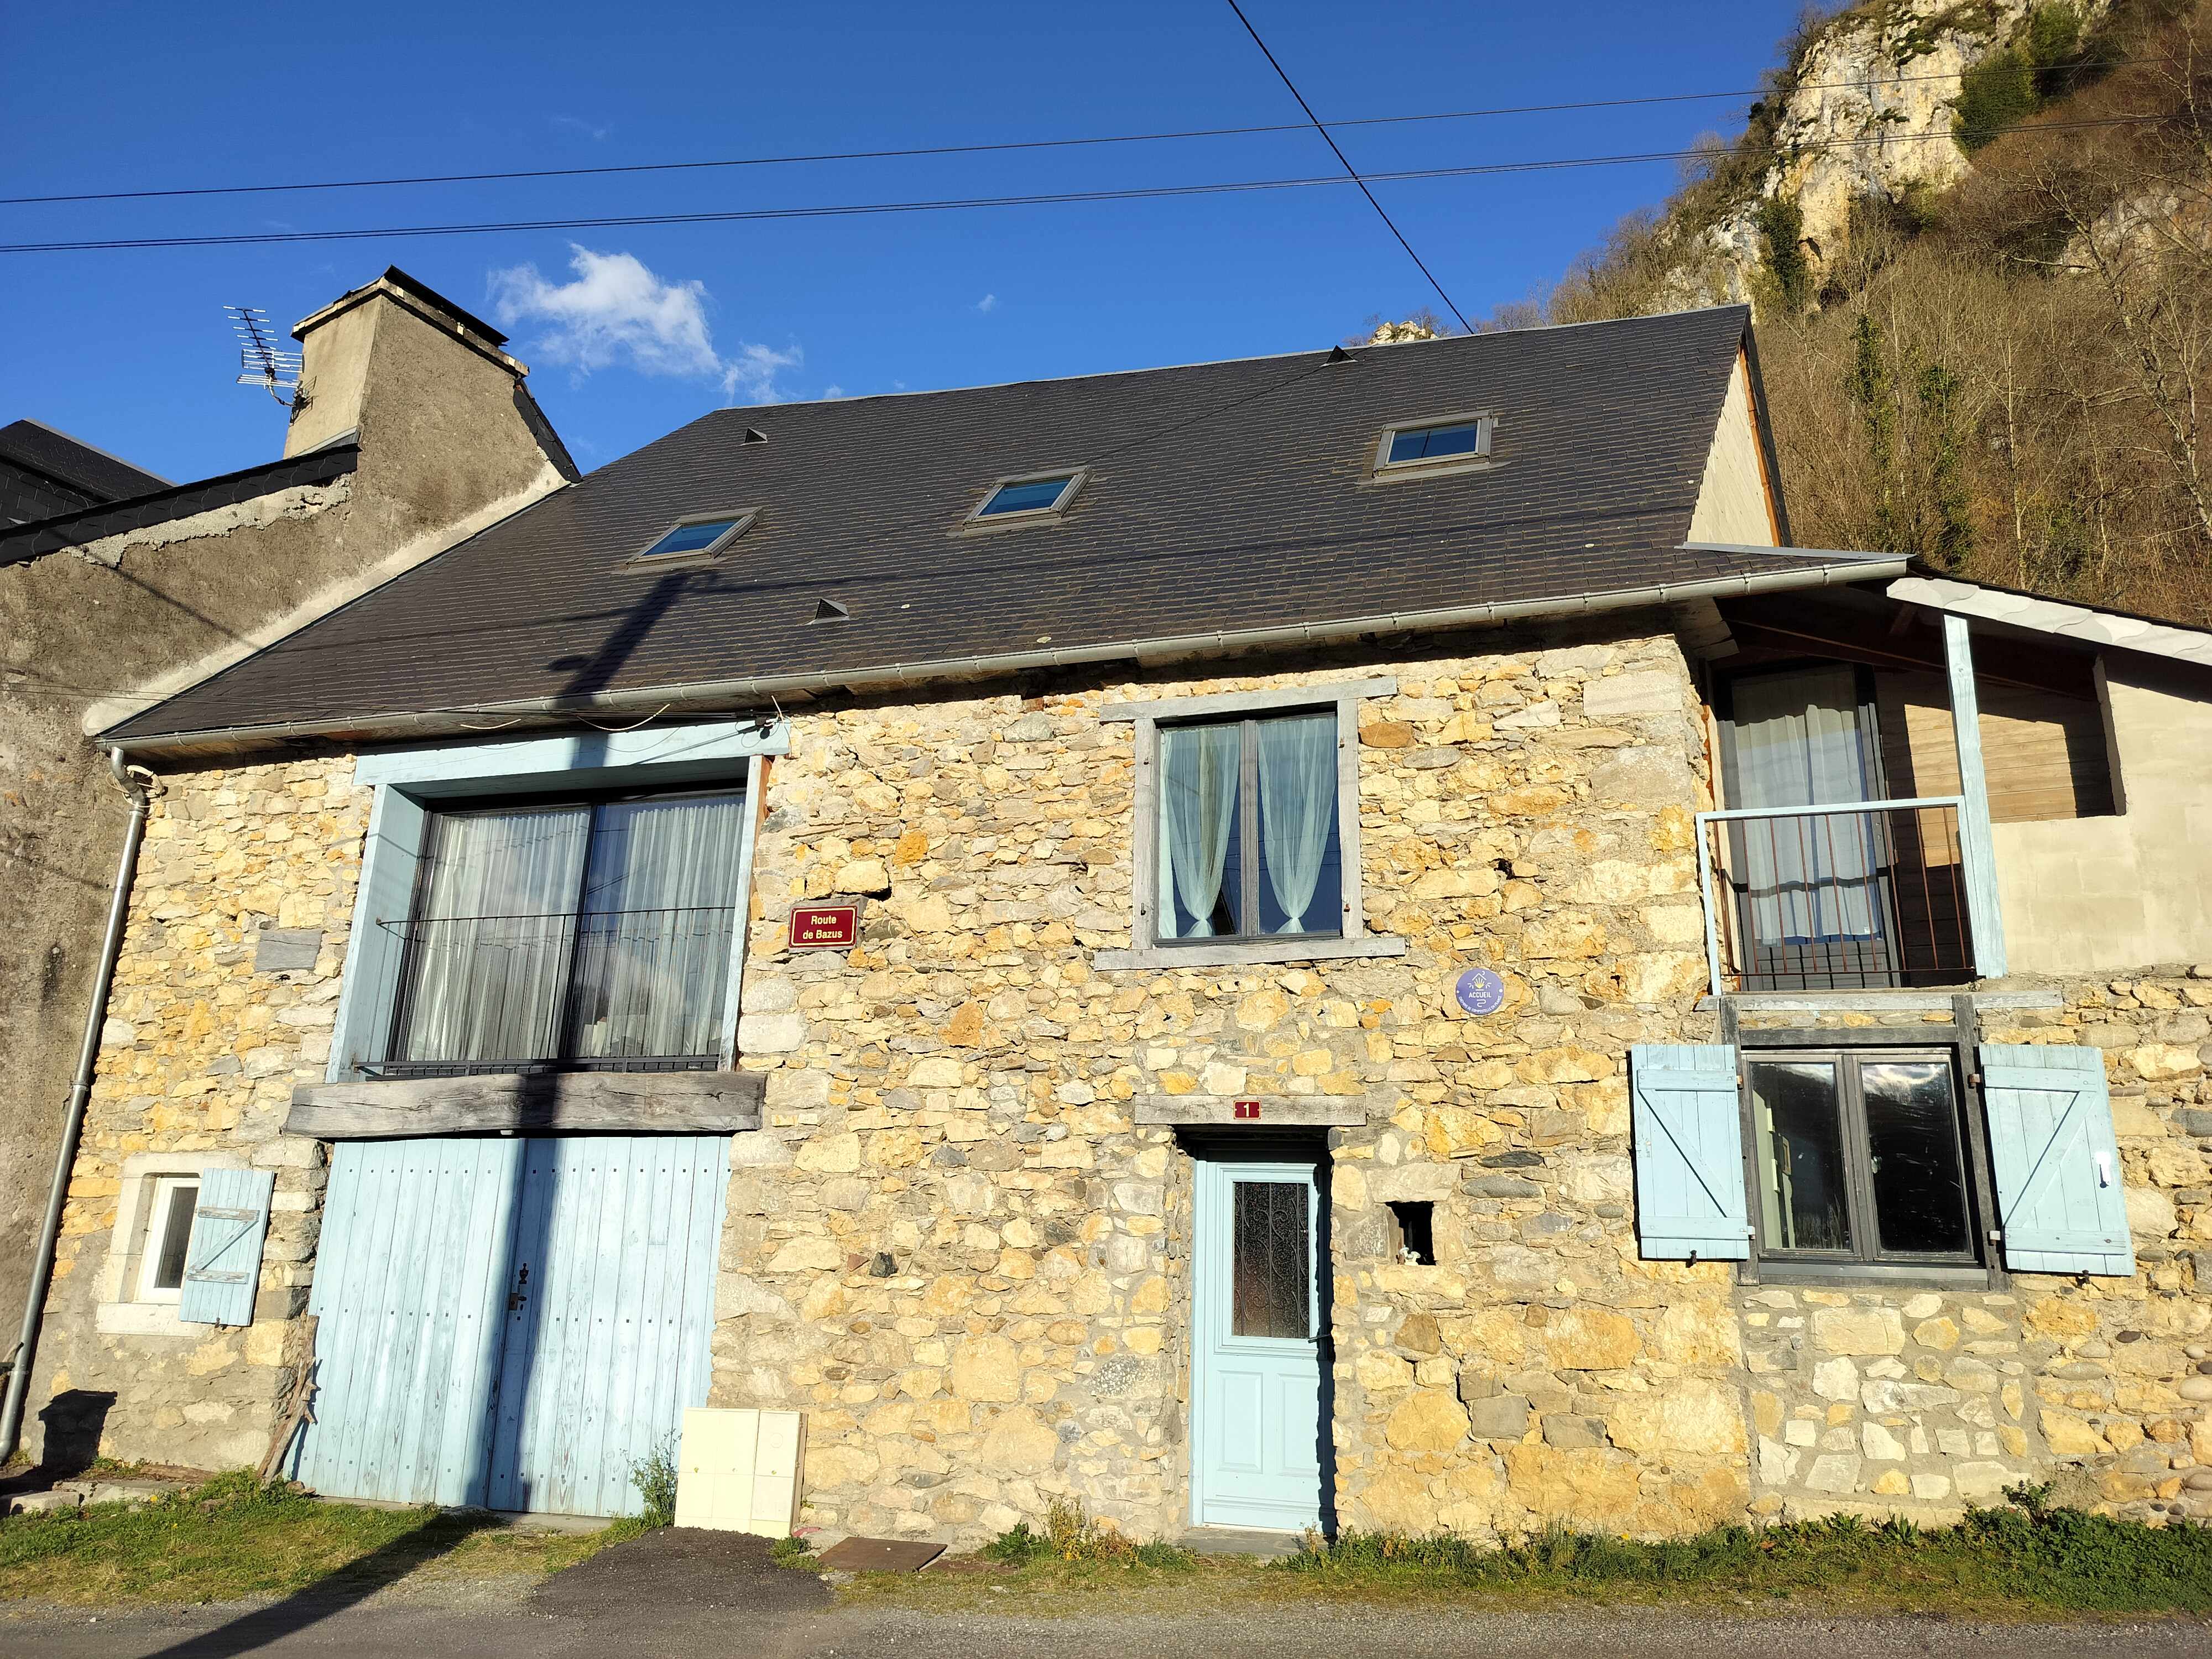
286 1068 764 1140
1133 1095 1368 1128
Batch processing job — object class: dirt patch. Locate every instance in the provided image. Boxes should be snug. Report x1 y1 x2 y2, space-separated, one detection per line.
530 1527 833 1620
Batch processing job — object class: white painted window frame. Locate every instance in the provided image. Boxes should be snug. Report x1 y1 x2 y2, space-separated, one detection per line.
135 1176 201 1303
1096 679 1408 971
327 719 788 1083
95 1149 249 1336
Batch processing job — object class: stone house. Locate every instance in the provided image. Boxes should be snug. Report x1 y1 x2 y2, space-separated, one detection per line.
18 304 2212 1540
0 265 576 1457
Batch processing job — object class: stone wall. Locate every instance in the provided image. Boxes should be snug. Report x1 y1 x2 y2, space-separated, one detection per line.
1734 980 2212 1525
716 616 1741 1543
29 758 366 1470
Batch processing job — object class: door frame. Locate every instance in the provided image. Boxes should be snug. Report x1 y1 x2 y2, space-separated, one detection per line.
1186 1136 1334 1534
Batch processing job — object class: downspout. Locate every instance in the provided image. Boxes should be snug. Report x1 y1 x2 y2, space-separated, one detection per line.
0 749 154 1466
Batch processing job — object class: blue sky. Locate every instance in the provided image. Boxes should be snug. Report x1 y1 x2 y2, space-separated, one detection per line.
3 1 1803 483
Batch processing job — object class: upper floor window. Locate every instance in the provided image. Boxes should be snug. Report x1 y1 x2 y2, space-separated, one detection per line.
968 471 1083 525
1095 679 1407 972
1157 711 1343 944
377 788 746 1077
1374 413 1493 477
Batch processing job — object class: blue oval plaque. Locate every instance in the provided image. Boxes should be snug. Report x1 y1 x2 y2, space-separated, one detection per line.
1454 968 1505 1016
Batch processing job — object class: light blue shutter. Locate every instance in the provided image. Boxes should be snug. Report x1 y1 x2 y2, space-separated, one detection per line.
1980 1044 2135 1276
178 1167 276 1326
1630 1044 1751 1260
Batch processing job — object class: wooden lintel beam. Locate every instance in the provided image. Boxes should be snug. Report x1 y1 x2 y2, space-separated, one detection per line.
286 1067 766 1140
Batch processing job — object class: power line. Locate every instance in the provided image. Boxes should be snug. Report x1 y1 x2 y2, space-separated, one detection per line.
0 114 2167 258
1220 0 1469 330
0 56 2165 210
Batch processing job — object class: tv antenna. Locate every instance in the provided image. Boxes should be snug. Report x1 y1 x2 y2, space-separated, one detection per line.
224 305 303 406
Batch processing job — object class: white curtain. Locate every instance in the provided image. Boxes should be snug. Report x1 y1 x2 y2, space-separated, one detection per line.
1160 723 1240 937
1257 711 1336 933
1732 668 1877 941
394 806 591 1063
571 792 745 1060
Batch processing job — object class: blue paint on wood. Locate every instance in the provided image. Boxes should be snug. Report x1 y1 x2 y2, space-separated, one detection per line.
1630 1044 1751 1260
178 1168 274 1327
1980 1044 2134 1276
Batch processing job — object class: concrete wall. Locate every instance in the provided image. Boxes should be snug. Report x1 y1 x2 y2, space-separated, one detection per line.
0 280 570 1397
1995 655 2212 975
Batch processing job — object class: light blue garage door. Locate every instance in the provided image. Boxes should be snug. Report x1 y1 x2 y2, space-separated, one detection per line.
293 1135 729 1516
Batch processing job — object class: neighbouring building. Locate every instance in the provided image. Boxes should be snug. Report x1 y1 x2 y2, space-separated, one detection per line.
0 268 577 1396
15 304 2212 1539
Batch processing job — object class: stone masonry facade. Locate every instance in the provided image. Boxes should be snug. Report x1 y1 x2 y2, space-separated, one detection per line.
27 607 2212 1540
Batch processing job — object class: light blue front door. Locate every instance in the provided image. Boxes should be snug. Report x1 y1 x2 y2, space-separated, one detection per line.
1191 1157 1326 1532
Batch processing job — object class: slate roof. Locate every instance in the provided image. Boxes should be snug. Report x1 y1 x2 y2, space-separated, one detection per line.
0 419 170 527
108 305 1868 747
0 442 359 566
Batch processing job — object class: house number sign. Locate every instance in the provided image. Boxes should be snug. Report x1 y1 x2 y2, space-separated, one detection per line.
1232 1100 1264 1120
789 904 860 949
1454 968 1505 1016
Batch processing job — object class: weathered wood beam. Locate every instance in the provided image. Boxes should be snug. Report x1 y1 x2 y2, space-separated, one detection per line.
286 1068 765 1140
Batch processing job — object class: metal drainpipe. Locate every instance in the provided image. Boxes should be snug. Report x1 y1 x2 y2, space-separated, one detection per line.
0 749 154 1467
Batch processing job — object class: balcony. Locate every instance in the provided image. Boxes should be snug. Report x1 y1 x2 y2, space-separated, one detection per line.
1695 800 1979 994
367 904 738 1078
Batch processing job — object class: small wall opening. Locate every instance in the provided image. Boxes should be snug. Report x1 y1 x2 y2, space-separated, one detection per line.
1385 1201 1434 1266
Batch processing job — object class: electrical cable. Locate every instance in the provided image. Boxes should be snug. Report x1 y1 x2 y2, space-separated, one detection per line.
1220 0 1470 329
0 55 2166 209
0 113 2169 257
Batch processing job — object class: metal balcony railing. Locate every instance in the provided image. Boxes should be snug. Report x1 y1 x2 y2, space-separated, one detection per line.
369 904 736 1077
1695 799 1977 994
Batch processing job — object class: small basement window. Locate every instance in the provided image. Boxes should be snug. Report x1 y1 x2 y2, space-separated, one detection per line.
627 510 758 566
969 471 1083 524
1375 413 1493 476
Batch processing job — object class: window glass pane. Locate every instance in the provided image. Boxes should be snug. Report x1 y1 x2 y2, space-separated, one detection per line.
1231 1180 1311 1339
1861 1060 1973 1255
394 806 591 1065
1387 420 1483 463
978 477 1072 516
639 519 737 559
1729 667 1880 943
1255 711 1341 936
151 1182 197 1292
1159 722 1243 941
572 792 746 1061
1750 1061 1853 1251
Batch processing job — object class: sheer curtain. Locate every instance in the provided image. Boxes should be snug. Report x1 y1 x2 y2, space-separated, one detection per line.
1256 712 1336 933
571 792 745 1059
394 806 591 1063
1732 668 1877 941
1160 723 1240 937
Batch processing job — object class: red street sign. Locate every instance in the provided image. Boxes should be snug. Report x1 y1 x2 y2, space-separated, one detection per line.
789 904 859 948
1232 1100 1262 1120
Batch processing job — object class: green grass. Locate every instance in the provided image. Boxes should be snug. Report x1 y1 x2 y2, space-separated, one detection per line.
1275 1503 2212 1617
0 1470 633 1607
851 1495 2212 1621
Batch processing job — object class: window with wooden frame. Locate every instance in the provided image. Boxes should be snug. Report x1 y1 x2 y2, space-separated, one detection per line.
1095 680 1407 971
1741 1044 1993 1280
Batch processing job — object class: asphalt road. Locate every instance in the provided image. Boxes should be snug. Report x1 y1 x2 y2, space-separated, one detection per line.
4 1531 2206 1659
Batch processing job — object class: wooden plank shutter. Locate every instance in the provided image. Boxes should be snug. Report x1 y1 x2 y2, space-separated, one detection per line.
178 1167 276 1326
1980 1044 2135 1276
1629 1044 1751 1261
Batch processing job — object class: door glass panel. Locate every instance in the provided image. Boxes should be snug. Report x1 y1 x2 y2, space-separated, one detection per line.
1861 1060 1973 1255
1750 1060 1853 1251
1230 1180 1311 1339
1730 666 1879 942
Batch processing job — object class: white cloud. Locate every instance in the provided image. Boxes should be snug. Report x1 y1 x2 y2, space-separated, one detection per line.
975 293 999 314
487 246 800 403
551 115 610 141
821 384 847 400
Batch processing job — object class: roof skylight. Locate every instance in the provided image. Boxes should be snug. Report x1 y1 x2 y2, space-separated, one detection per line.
969 471 1083 526
1375 414 1494 477
627 509 758 566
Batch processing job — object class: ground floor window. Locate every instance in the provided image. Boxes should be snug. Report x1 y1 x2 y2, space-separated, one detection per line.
1746 1048 1982 1270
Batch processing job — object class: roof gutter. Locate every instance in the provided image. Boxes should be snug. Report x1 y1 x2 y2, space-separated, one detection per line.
109 557 1907 759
